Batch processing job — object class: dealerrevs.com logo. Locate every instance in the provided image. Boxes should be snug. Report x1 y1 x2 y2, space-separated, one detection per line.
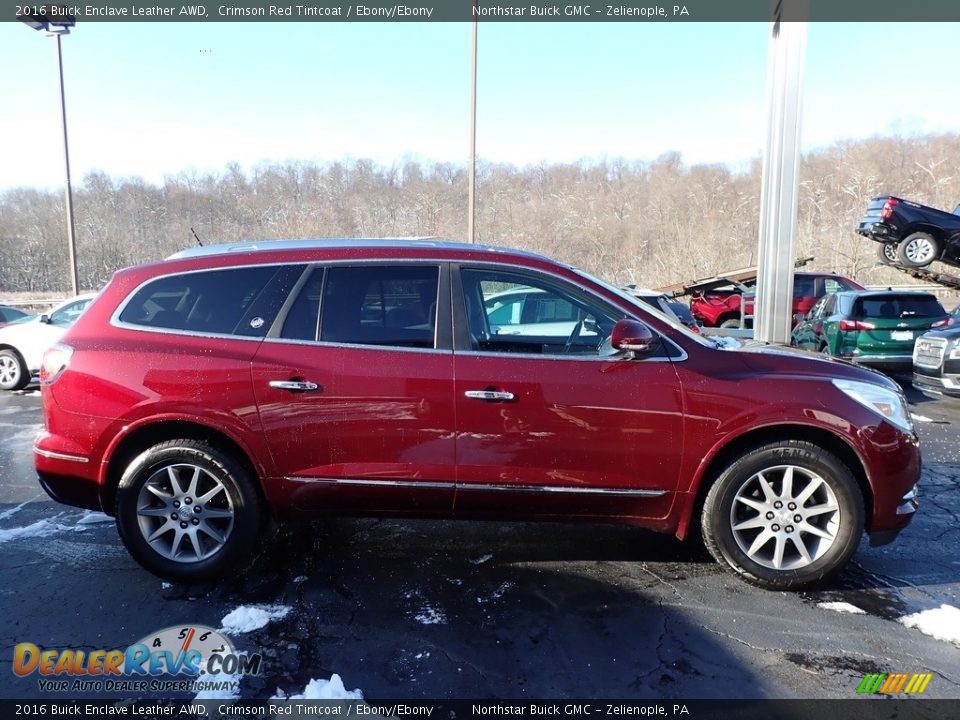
856 673 934 695
13 625 262 694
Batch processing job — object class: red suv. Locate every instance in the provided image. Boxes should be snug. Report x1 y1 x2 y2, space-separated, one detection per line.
691 272 865 329
35 240 920 589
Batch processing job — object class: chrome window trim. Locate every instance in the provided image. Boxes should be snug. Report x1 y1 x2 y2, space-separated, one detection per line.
451 349 685 363
286 476 666 497
260 336 454 354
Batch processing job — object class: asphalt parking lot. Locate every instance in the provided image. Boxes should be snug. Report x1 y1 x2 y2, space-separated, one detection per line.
1 378 958 701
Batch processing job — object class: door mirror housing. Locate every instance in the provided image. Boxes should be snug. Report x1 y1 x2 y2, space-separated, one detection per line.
611 319 655 354
40 314 51 324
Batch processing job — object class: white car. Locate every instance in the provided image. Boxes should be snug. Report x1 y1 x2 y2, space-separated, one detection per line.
0 294 96 391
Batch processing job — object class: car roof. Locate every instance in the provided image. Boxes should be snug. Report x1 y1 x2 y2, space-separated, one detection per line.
836 289 938 299
166 238 552 263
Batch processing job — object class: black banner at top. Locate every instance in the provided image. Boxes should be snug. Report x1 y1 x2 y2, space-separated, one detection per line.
7 0 960 23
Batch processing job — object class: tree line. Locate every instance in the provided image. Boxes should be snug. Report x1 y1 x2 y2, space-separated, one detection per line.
2 132 959 294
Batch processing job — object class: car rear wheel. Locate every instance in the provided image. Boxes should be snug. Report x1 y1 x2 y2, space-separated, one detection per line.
896 232 940 268
115 439 264 582
0 349 29 391
877 242 898 266
701 440 864 590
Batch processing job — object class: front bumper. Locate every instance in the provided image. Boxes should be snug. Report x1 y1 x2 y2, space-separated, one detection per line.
869 484 919 545
913 371 960 398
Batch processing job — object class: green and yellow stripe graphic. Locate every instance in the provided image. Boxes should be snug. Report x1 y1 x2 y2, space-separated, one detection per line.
856 673 933 694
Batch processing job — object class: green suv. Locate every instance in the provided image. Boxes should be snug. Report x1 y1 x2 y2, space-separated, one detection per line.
792 290 949 371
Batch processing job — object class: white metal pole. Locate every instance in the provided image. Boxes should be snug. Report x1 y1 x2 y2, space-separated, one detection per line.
467 18 478 244
56 32 80 296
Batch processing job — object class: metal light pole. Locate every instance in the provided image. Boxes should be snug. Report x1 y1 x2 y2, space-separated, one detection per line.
18 9 80 296
467 17 478 244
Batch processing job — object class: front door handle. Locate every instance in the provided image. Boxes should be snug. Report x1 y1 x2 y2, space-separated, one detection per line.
464 389 515 402
269 380 320 392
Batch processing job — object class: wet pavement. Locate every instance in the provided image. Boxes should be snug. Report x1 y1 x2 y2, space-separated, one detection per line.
1 381 958 700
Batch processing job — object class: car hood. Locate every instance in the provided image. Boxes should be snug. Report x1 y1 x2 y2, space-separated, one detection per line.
920 326 960 342
732 341 901 391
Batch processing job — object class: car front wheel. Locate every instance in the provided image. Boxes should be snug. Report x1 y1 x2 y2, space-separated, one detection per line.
0 348 29 391
701 440 864 590
115 439 264 582
896 232 940 268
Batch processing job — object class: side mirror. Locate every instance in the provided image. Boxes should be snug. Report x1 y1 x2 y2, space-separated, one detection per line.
611 319 655 354
40 314 51 324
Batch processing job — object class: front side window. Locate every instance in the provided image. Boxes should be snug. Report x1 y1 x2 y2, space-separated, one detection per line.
461 269 621 356
119 266 281 336
318 265 439 349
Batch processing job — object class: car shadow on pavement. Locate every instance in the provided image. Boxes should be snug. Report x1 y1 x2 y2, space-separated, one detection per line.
184 519 766 699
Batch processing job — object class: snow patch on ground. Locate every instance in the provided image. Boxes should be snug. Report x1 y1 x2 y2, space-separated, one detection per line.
470 554 493 565
898 604 960 645
293 576 308 584
220 604 292 634
76 511 113 525
817 601 866 614
273 674 363 700
0 519 72 545
0 500 32 521
910 413 934 423
413 605 446 625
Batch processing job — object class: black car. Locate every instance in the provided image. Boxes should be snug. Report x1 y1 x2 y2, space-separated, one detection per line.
856 195 960 269
913 309 960 398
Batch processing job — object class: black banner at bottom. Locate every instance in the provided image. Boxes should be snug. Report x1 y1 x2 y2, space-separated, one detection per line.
1 699 955 720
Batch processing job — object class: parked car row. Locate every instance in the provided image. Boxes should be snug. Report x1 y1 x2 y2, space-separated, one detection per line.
0 295 96 391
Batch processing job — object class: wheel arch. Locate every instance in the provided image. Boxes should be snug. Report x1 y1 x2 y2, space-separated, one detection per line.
100 420 269 518
902 224 947 243
678 423 872 541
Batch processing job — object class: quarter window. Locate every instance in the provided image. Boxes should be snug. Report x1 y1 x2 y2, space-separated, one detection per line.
119 266 281 335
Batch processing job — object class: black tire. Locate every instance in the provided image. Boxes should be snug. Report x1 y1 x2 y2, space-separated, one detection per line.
877 242 898 267
896 232 940 269
0 348 29 391
115 439 264 582
701 440 864 590
719 318 742 329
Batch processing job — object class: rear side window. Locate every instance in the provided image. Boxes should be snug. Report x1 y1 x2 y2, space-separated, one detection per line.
119 266 283 336
318 265 439 348
854 294 945 319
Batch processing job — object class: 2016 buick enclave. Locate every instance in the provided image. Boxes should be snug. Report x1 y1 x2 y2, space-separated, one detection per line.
34 240 920 589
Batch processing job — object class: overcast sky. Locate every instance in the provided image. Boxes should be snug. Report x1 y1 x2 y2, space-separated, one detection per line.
1 21 958 190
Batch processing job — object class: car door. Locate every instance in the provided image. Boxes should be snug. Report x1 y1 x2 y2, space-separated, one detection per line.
451 264 684 520
251 262 456 514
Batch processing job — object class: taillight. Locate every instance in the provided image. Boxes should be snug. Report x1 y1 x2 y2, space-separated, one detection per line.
839 320 875 331
880 197 899 221
40 343 73 384
931 318 950 328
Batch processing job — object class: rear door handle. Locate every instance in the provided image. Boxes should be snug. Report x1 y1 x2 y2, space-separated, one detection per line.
269 380 320 392
464 389 515 402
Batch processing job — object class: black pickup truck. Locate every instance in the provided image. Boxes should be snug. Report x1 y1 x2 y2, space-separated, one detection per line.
856 196 960 269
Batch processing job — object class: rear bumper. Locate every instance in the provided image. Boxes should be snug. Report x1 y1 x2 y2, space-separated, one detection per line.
848 353 914 371
856 221 896 241
37 470 103 512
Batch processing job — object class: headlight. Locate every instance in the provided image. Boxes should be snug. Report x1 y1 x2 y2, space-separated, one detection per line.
832 379 914 433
